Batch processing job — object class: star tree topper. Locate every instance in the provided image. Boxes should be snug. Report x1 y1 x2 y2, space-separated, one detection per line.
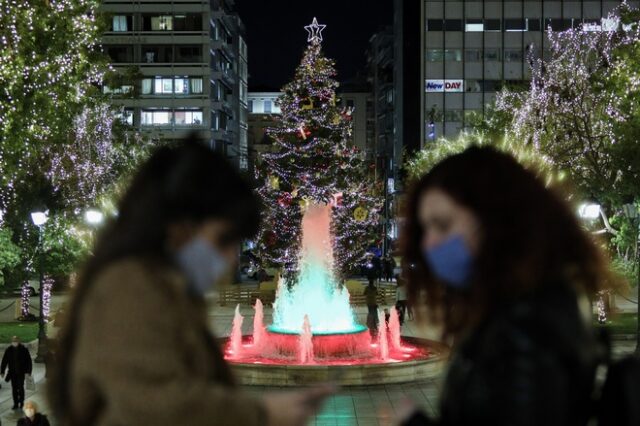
305 17 326 43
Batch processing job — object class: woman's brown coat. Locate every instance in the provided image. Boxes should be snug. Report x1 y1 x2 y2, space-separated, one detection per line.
69 258 265 425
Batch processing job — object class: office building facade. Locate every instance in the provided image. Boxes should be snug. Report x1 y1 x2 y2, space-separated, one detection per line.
101 0 247 165
421 0 639 141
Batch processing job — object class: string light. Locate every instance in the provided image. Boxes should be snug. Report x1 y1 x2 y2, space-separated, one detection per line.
42 275 54 321
304 17 326 44
20 282 30 319
495 4 640 201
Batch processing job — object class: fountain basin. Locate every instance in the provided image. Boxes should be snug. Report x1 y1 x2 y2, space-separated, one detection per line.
265 325 371 358
224 337 449 386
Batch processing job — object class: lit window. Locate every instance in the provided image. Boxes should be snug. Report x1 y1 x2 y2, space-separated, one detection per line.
601 17 619 32
465 20 484 32
141 79 152 94
141 110 172 126
154 78 174 94
114 108 134 125
174 78 188 94
174 110 203 125
112 16 128 32
264 100 272 114
103 85 133 94
151 16 173 31
190 78 203 94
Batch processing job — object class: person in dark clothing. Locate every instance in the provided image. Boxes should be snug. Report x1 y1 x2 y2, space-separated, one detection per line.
363 254 377 284
371 255 383 281
17 400 50 426
1 336 32 410
363 281 379 338
382 255 396 282
400 146 613 425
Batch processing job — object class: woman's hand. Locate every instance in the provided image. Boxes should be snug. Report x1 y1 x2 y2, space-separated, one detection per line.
263 384 336 426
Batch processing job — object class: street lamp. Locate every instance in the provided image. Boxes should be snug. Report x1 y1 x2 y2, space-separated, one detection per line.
30 210 48 363
30 212 48 227
622 202 640 356
578 202 601 220
84 209 104 226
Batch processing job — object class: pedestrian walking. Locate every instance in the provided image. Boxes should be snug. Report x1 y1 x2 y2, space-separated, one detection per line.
48 140 333 426
364 280 379 338
17 400 50 426
1 336 32 410
383 255 396 282
395 277 409 325
398 146 618 425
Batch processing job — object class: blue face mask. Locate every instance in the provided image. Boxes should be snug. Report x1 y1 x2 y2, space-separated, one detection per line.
423 235 473 289
175 237 230 295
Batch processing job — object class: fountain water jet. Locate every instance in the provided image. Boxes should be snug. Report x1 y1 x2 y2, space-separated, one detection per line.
388 306 402 352
252 299 265 351
271 204 357 333
299 315 314 364
377 309 389 361
229 304 243 357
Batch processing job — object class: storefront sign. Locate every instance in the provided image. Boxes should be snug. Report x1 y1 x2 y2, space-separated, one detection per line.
425 79 464 92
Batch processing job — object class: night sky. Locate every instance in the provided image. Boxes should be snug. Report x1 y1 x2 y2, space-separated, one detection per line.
236 0 393 91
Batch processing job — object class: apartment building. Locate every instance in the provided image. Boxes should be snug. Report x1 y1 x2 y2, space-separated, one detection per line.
101 0 248 166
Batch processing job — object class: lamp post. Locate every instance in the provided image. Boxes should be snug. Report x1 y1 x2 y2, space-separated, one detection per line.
622 202 640 356
578 202 601 220
84 209 104 226
578 201 608 323
30 211 48 363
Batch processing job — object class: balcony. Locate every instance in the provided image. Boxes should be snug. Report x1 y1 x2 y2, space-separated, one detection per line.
212 67 236 85
212 129 233 142
211 95 234 112
211 39 235 59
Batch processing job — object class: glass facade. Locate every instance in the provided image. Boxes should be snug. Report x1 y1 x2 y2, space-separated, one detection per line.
422 0 639 140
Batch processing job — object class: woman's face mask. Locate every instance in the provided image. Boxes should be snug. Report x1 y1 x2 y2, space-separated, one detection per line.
418 189 480 289
175 237 231 295
423 235 474 289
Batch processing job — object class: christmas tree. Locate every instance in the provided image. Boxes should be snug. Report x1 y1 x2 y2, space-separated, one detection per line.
256 18 381 278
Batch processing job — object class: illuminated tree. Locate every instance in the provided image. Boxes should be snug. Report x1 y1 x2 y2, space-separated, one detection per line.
256 18 381 277
0 0 150 289
495 6 640 215
480 5 640 290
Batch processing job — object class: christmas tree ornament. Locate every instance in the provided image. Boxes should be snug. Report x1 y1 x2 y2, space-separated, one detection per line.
269 175 280 190
354 207 368 222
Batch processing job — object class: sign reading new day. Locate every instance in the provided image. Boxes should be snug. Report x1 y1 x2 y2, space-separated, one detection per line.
425 79 464 92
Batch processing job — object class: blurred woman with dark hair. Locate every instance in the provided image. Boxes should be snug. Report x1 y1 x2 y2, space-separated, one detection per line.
399 146 611 426
48 139 332 426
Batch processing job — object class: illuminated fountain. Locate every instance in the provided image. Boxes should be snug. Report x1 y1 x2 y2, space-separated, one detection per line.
224 204 446 385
